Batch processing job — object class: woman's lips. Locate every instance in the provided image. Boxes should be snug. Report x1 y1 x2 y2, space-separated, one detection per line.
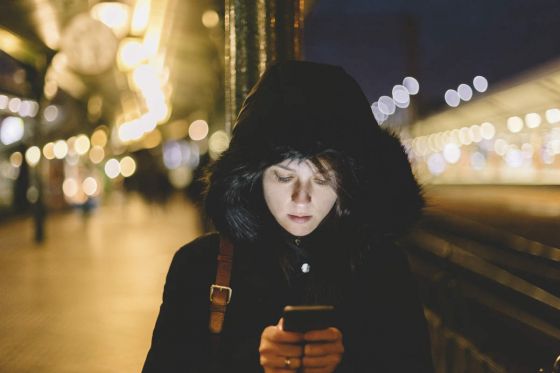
288 214 312 223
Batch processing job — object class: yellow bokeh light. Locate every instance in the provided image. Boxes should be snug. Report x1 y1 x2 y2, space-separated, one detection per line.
120 156 137 177
143 129 162 149
25 146 41 167
43 142 55 160
117 38 146 71
44 80 58 99
89 146 105 164
9 151 23 167
82 177 98 197
189 119 209 141
131 0 151 36
62 178 79 198
209 130 230 159
202 10 220 28
91 128 108 147
91 2 130 38
53 140 68 159
74 134 91 155
131 63 160 91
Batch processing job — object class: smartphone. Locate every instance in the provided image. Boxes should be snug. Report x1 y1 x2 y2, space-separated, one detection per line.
282 305 335 332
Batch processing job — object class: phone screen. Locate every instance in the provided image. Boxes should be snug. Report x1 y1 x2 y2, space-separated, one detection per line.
282 305 335 332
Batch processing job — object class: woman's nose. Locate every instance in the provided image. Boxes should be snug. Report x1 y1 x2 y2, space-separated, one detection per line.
292 183 311 204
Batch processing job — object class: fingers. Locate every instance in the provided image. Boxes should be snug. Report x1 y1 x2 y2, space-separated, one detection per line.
260 355 303 370
260 341 303 358
304 327 342 343
303 341 344 357
302 353 343 368
262 325 305 344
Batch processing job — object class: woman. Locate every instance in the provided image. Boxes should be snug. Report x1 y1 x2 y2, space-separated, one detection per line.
142 61 434 372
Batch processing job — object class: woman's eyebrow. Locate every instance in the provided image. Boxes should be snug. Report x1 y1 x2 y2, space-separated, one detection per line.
275 165 295 171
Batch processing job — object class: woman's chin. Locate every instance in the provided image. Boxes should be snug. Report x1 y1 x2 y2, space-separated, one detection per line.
281 222 317 237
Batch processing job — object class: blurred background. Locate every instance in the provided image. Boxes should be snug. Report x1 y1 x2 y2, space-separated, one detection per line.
0 0 559 372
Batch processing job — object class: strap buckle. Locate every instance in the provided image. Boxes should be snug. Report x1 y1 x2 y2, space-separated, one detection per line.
209 284 233 304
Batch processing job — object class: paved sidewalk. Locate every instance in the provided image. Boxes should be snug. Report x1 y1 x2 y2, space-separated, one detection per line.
0 193 203 373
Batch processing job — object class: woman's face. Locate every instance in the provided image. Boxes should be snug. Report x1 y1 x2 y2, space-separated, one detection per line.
262 159 337 237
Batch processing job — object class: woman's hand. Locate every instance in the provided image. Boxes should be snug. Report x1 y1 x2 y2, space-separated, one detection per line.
260 319 305 372
259 320 344 373
301 327 344 373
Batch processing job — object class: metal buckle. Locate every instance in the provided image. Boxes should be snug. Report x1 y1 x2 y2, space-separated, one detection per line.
209 284 233 304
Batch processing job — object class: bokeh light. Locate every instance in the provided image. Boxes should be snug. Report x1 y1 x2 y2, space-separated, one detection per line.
43 105 59 122
507 116 523 133
208 131 230 159
74 134 91 155
427 153 446 175
82 177 98 196
457 84 473 101
62 178 79 198
480 122 496 140
43 142 55 160
202 10 220 28
53 140 68 159
0 116 24 145
188 119 209 141
378 96 396 115
444 89 460 107
104 158 121 179
117 38 146 70
120 156 137 177
525 112 541 128
545 108 560 124
9 152 23 167
25 146 41 167
402 76 419 95
443 143 461 164
89 146 105 164
90 2 130 38
473 75 488 93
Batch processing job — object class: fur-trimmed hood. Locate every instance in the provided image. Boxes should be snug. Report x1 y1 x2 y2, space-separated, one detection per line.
204 61 423 246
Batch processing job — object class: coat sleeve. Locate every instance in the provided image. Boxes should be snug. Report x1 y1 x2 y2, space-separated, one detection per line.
142 239 216 373
338 242 434 372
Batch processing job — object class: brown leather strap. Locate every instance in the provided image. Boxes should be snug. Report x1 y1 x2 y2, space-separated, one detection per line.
209 236 234 334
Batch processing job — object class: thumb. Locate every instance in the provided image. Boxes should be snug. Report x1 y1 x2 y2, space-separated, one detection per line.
278 317 284 331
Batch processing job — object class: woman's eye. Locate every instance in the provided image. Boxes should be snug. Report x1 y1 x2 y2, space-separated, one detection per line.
314 178 329 185
276 175 293 183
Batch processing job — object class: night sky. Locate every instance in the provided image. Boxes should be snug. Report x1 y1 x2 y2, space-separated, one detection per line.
304 0 560 115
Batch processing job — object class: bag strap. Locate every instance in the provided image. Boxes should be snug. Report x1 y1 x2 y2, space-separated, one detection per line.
209 236 234 334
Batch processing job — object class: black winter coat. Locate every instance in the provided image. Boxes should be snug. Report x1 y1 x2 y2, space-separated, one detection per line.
142 232 434 372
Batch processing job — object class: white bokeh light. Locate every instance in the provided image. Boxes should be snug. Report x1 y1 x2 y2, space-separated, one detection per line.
427 153 446 175
480 122 496 140
402 76 419 95
104 158 121 179
473 76 488 92
0 116 24 145
444 90 460 107
545 108 560 124
525 112 541 129
378 96 396 115
507 116 524 133
457 84 473 101
443 143 461 164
